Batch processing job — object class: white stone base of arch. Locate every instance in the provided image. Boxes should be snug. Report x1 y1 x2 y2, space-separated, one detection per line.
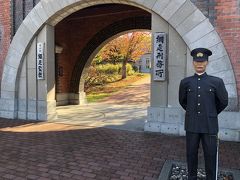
145 107 240 142
16 100 57 121
0 99 17 119
0 99 57 121
56 92 87 106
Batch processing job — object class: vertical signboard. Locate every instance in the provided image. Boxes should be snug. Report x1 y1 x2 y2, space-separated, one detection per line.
153 32 167 81
37 42 44 80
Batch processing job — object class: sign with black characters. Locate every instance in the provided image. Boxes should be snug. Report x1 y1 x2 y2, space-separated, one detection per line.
37 43 45 80
153 32 167 81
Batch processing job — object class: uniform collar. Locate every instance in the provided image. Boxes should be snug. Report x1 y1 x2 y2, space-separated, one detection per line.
194 72 207 78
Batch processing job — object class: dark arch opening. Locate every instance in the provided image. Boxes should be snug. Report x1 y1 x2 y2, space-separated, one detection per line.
55 3 151 97
70 16 151 93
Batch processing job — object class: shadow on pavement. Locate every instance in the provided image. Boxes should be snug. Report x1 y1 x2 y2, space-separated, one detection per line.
0 118 42 128
0 119 239 179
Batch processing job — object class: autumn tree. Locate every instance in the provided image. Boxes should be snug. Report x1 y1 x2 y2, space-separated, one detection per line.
96 31 151 79
100 42 123 64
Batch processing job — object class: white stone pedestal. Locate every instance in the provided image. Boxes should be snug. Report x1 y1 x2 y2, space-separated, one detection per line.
145 106 240 142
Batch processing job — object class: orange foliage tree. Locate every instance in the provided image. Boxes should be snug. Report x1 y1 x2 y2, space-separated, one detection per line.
97 31 151 79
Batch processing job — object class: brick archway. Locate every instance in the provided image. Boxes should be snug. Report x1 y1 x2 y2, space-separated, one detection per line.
0 0 238 119
70 16 151 93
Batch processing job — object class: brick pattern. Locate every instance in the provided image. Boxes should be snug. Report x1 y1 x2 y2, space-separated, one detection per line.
0 119 239 179
0 0 11 78
55 4 150 93
0 24 2 50
215 0 240 107
69 16 151 93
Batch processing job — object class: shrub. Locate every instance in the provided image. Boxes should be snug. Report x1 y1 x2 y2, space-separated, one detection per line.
84 63 135 90
126 63 135 76
97 63 121 75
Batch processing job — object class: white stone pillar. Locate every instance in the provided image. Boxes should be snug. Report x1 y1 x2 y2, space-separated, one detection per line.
36 24 57 120
150 13 169 108
145 12 187 135
144 13 169 132
27 37 38 120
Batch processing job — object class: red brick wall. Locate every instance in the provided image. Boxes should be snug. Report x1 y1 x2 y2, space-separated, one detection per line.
0 0 11 78
55 5 150 93
215 0 240 105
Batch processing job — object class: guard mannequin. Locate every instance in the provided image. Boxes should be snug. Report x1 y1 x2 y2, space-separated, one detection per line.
179 48 228 180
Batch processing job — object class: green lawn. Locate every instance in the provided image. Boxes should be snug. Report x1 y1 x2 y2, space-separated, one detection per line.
86 93 111 103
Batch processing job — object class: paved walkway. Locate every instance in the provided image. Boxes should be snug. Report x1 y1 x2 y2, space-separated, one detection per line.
0 119 239 180
55 103 147 132
54 75 150 132
0 76 239 179
98 75 150 105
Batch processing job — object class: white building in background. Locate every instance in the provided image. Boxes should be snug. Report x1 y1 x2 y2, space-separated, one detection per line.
136 53 151 73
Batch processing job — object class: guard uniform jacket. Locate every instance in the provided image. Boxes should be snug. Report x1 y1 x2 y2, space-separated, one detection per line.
179 72 228 134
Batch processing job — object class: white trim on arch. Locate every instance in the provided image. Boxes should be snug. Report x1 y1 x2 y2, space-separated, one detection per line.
0 0 237 119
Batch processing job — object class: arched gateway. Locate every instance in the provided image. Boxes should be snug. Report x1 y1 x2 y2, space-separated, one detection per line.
1 0 239 141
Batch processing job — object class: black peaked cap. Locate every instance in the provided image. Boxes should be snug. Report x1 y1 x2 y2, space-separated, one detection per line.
191 48 212 62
